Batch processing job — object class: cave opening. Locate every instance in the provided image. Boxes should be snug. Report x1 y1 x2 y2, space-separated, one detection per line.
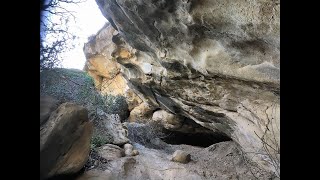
160 130 232 148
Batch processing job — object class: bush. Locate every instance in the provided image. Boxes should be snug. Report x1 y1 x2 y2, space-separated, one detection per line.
104 95 129 122
40 68 107 118
91 135 108 149
242 103 280 179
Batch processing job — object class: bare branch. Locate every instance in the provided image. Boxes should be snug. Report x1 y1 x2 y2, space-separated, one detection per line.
40 0 85 70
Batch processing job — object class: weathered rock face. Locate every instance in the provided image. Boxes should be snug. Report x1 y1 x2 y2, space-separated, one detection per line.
40 100 93 179
152 109 215 134
83 24 143 113
83 23 157 121
96 0 279 82
128 102 154 123
97 144 125 160
88 0 280 175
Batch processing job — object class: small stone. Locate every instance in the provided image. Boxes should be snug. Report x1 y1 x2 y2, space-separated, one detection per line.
124 143 133 150
132 150 139 156
94 160 99 166
122 122 129 129
97 144 124 160
125 149 133 156
171 150 191 164
159 51 166 58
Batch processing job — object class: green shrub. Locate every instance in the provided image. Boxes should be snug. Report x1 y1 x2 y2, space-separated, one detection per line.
40 68 107 118
104 95 129 122
91 135 108 149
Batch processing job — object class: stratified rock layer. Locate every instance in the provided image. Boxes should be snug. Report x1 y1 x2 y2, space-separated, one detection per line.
85 0 280 175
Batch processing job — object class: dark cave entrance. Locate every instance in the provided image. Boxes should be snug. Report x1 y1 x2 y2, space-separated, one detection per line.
160 129 232 148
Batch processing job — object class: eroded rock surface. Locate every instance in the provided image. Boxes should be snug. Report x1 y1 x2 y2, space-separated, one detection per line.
83 24 143 112
97 144 125 160
84 0 280 175
40 101 93 180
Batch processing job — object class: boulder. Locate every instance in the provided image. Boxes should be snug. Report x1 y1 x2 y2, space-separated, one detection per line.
131 150 139 156
40 95 60 126
124 143 133 156
171 150 191 164
97 144 125 160
128 102 155 123
124 143 133 150
125 149 133 156
152 110 182 130
40 102 93 179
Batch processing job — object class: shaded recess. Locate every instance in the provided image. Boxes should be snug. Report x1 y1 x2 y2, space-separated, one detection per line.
161 129 232 148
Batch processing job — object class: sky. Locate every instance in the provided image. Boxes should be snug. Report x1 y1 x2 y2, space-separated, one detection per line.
59 0 107 69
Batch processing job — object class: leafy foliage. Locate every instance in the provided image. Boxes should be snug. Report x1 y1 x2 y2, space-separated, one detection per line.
40 68 106 120
104 95 129 122
91 134 108 149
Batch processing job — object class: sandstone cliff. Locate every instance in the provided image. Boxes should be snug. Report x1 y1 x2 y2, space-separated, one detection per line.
84 0 280 176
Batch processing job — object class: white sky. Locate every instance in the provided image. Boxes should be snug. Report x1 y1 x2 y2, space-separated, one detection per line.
60 0 107 70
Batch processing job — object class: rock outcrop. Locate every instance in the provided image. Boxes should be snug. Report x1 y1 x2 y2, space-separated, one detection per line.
40 99 93 179
85 0 280 175
83 24 144 113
